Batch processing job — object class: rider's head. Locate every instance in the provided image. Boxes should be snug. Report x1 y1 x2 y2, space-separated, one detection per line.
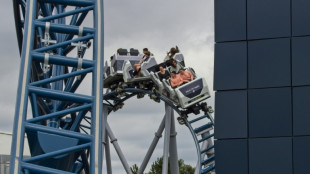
169 47 177 57
145 51 150 57
143 48 148 55
171 60 177 67
159 65 164 71
179 68 185 75
171 71 177 78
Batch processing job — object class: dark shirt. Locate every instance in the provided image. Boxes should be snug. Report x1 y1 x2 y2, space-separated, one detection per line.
140 56 150 64
158 71 170 81
143 56 150 62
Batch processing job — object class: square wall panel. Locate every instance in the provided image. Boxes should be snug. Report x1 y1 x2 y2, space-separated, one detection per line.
248 38 291 88
292 0 310 36
292 37 310 86
215 0 246 42
293 136 310 174
247 0 291 39
215 90 247 139
214 42 247 90
249 88 292 138
215 139 248 174
293 86 310 136
249 138 292 174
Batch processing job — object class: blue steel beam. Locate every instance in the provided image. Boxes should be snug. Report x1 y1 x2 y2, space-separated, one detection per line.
27 103 92 123
23 143 91 163
64 12 89 43
13 0 24 53
91 0 104 172
38 6 94 22
33 34 94 52
34 21 95 35
11 0 103 173
24 123 93 141
31 52 94 67
29 93 40 118
28 86 94 103
10 0 37 173
30 67 93 86
21 163 75 174
38 0 94 7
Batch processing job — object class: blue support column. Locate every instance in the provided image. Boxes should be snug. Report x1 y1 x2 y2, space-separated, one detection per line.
10 0 37 173
11 0 104 173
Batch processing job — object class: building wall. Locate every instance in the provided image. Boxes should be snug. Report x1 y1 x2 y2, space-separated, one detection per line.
0 132 29 174
0 132 30 156
0 155 10 174
214 1 310 174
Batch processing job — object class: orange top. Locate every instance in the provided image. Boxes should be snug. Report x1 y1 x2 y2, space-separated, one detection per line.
170 74 183 88
180 70 194 82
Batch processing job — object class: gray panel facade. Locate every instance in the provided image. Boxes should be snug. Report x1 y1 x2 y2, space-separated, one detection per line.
248 38 291 88
247 0 291 39
293 86 310 136
215 0 246 42
292 37 310 86
214 0 310 173
293 137 310 174
215 139 248 174
215 90 247 139
214 42 247 90
249 138 292 174
292 0 310 36
248 88 292 138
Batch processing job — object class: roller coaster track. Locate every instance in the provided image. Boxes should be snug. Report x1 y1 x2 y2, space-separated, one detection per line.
11 0 215 173
102 88 215 174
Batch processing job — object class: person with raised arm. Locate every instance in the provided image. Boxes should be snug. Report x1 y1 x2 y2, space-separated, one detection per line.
133 50 150 77
164 47 179 63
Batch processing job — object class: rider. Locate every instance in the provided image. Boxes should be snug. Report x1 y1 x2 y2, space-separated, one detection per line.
179 68 194 82
133 50 151 77
158 64 170 81
170 59 182 74
142 48 148 57
170 71 183 88
164 47 179 62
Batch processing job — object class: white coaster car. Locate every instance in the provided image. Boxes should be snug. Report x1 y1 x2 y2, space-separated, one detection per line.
173 53 185 67
104 48 142 87
174 77 211 108
162 77 211 109
123 56 157 82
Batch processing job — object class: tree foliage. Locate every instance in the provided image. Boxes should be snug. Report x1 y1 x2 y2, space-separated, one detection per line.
131 157 196 174
131 164 139 174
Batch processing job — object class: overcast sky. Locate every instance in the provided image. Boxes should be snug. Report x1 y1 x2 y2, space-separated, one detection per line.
0 0 214 173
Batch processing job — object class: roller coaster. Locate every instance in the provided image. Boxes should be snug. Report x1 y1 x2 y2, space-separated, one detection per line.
10 0 215 174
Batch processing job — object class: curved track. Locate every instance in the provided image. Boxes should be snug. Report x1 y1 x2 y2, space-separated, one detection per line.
102 87 215 174
11 0 215 174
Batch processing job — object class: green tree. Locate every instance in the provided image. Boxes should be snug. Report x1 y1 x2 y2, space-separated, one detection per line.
146 157 196 174
178 159 195 174
131 164 139 174
147 157 164 174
